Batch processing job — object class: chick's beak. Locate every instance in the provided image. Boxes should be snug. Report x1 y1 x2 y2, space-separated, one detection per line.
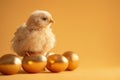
50 19 55 23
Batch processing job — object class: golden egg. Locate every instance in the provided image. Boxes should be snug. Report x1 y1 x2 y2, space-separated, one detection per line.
63 51 79 71
22 54 47 73
46 54 68 73
0 54 21 75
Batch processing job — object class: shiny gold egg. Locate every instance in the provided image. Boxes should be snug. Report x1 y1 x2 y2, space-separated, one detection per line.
22 54 47 73
46 54 68 73
63 51 79 71
0 54 21 75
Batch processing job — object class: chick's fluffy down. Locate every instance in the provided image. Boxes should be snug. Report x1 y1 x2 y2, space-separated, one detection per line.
12 24 55 56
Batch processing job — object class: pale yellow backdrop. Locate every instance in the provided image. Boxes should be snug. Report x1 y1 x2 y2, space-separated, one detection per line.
0 0 120 70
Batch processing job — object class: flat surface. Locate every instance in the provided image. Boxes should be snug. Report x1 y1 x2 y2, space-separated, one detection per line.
0 67 120 80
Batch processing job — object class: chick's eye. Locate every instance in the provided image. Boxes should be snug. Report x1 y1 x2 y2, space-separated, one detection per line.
42 17 47 21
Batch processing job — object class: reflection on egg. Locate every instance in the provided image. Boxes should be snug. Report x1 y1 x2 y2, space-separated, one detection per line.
63 51 79 71
0 54 21 75
22 54 47 73
46 54 68 73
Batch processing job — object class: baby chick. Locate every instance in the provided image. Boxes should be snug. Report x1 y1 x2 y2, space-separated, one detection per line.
12 10 56 56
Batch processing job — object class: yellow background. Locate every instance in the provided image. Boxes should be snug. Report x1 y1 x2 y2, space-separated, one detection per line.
0 0 120 80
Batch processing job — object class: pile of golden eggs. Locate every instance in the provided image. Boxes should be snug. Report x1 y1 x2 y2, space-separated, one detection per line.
0 51 79 75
